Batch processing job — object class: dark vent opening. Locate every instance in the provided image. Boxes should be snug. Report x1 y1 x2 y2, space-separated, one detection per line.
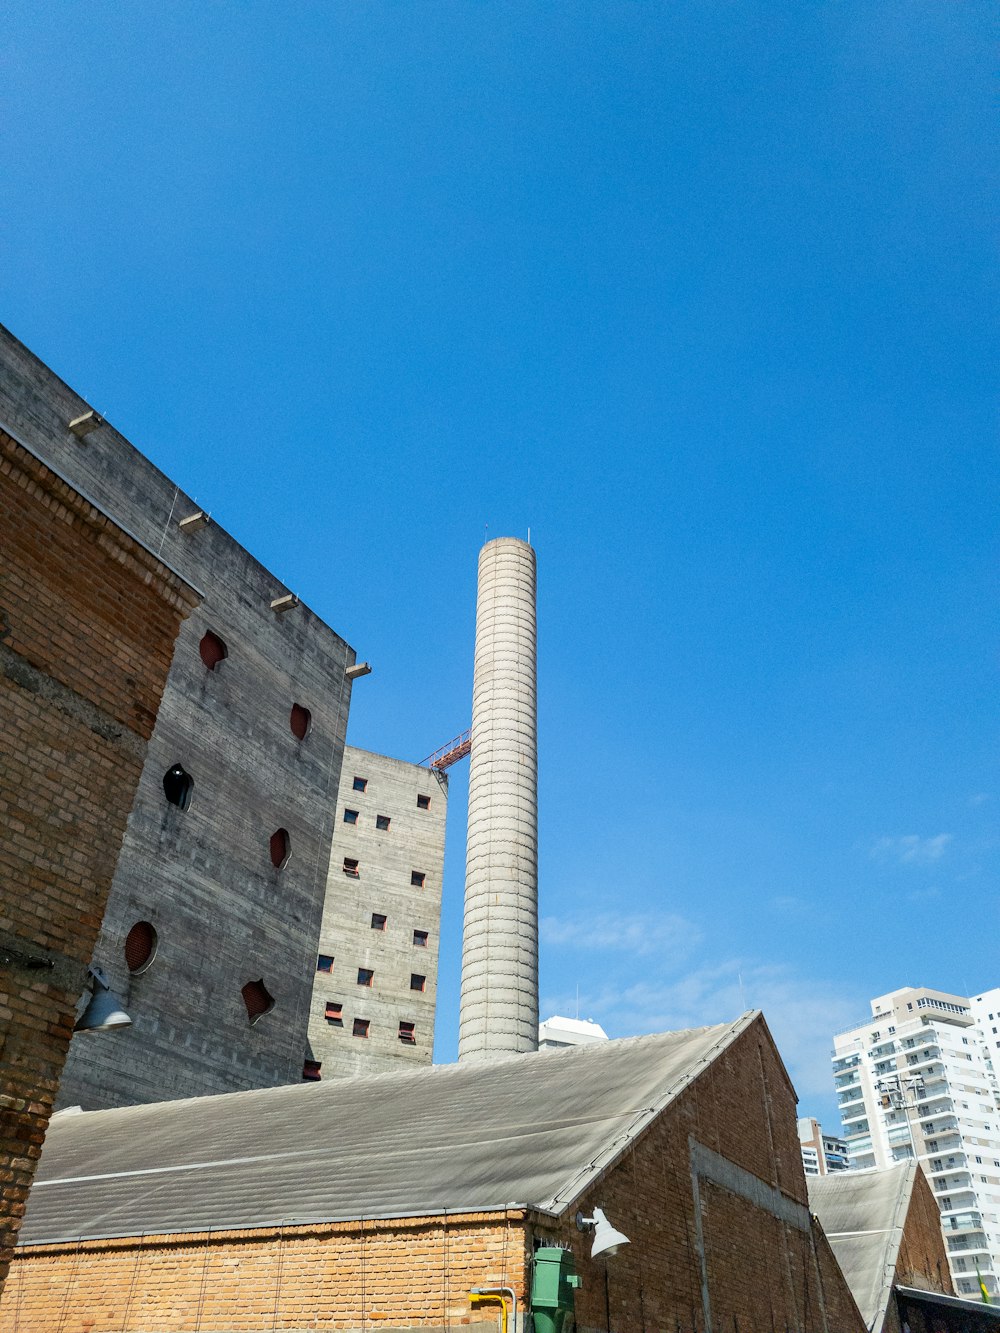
290 703 312 740
270 827 291 869
163 764 193 811
124 921 157 973
242 979 275 1025
199 631 228 671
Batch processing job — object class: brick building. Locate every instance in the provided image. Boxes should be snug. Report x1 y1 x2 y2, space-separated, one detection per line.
0 324 448 1114
809 1162 987 1333
0 425 198 1294
6 1012 869 1332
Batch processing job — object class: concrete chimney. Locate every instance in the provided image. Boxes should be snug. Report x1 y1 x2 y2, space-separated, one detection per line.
458 537 538 1061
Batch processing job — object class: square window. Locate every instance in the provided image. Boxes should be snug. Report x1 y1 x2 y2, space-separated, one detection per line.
344 808 359 825
411 871 425 888
353 1018 370 1038
417 794 431 810
343 857 359 876
371 913 387 931
303 1059 322 1081
352 776 368 792
411 974 426 992
376 814 391 831
358 968 374 986
399 1021 416 1045
316 954 334 973
325 1002 343 1025
413 930 429 948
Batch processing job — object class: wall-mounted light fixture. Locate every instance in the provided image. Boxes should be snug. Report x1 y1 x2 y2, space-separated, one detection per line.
74 967 132 1033
68 410 103 439
178 510 211 533
575 1208 630 1259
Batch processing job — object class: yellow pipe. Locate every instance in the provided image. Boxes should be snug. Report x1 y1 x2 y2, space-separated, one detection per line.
471 1289 512 1333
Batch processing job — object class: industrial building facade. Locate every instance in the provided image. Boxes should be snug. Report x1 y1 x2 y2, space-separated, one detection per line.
6 1014 869 1333
307 745 446 1076
0 324 448 1118
0 423 197 1292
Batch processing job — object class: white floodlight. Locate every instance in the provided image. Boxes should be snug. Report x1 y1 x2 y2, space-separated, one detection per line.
575 1207 630 1259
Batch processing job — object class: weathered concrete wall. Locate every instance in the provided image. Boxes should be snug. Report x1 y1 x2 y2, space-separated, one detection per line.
0 324 357 1108
459 538 538 1061
308 746 447 1076
0 427 195 1296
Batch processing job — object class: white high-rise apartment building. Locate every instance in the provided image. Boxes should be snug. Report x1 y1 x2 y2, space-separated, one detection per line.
832 986 1000 1300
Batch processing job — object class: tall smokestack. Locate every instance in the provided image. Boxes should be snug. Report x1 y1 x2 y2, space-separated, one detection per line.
458 537 538 1061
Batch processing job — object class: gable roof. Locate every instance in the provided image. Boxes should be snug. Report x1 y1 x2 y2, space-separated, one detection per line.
21 1014 755 1246
808 1161 917 1332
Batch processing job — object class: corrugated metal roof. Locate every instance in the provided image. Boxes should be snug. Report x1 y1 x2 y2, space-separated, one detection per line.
808 1160 917 1332
20 1016 754 1247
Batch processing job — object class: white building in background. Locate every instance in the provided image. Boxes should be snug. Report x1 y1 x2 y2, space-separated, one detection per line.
832 986 1000 1300
538 1016 609 1050
797 1116 849 1176
970 987 1000 1107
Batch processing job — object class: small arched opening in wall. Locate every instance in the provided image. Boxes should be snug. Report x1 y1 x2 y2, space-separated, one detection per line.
289 703 311 740
124 921 158 974
199 631 228 671
242 979 275 1026
270 828 291 870
163 764 194 811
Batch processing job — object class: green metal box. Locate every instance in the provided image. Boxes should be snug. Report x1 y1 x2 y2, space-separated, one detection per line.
531 1247 581 1333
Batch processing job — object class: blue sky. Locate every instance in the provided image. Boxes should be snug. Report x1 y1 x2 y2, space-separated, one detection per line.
3 3 996 1127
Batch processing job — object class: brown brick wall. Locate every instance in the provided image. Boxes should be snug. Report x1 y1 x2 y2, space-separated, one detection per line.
896 1167 955 1298
4 1214 527 1333
533 1017 866 1333
0 429 195 1297
881 1167 955 1333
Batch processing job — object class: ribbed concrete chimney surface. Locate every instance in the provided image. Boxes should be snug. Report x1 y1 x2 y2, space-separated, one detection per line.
458 537 538 1061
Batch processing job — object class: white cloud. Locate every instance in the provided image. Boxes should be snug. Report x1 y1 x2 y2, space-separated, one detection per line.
908 884 941 903
870 833 952 865
769 894 806 914
540 911 702 958
542 958 863 1102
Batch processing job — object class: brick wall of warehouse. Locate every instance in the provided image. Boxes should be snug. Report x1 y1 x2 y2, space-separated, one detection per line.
0 429 196 1298
882 1167 956 1333
3 1016 869 1333
532 1014 866 1333
4 1213 528 1333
